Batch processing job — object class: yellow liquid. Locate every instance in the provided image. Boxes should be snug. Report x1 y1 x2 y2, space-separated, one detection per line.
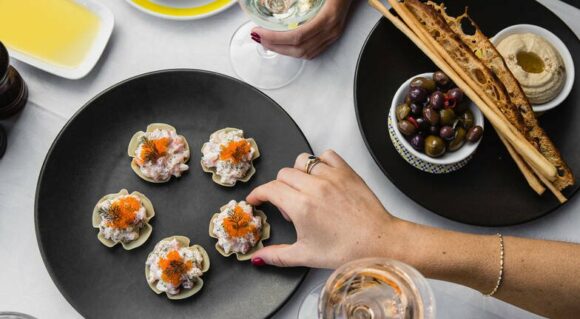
0 0 100 68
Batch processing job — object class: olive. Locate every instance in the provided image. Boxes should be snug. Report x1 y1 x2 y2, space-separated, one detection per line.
423 107 440 126
415 117 429 131
398 120 417 136
460 109 475 129
448 127 466 152
433 71 450 87
424 135 446 158
396 103 411 121
439 126 455 141
409 134 425 151
408 87 428 104
429 125 440 135
447 88 464 103
410 102 423 116
410 77 436 92
439 108 456 126
466 125 484 143
430 91 445 110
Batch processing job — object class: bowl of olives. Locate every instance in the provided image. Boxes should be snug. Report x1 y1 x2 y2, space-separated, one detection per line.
390 71 484 167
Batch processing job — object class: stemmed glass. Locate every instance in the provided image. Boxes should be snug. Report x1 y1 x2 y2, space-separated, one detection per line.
298 258 436 319
230 0 325 89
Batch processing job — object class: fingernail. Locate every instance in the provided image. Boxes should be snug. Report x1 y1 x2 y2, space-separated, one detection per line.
251 36 261 44
251 257 266 266
251 32 260 40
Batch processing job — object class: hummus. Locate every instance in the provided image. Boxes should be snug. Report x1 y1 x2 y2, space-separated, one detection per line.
496 33 566 104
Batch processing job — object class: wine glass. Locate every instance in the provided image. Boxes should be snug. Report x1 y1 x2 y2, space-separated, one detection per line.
230 0 325 89
298 258 436 319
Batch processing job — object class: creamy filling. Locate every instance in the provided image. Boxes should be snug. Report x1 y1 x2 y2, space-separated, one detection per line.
98 195 146 243
146 239 204 295
201 129 255 185
134 129 189 182
212 200 262 254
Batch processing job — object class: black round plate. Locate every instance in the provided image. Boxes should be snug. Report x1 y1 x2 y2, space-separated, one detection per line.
35 70 310 318
355 0 579 226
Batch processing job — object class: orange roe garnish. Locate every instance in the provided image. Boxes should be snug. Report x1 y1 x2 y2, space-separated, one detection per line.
106 196 141 229
158 250 193 286
219 140 251 164
138 137 170 164
222 205 260 239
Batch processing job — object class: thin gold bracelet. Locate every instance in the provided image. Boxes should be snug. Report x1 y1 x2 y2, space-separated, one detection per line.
485 233 504 297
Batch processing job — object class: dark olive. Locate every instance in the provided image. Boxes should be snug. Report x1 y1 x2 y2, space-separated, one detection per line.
408 87 428 104
448 127 466 151
447 88 464 103
430 91 444 110
415 117 429 131
398 120 417 136
466 125 484 143
433 71 450 87
410 77 436 92
460 109 475 129
439 126 455 141
409 134 425 151
423 107 440 126
429 125 440 135
424 135 446 158
439 108 456 126
410 102 423 115
396 103 411 121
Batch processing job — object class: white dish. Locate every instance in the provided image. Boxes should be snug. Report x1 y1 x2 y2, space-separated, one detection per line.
390 72 485 166
492 24 575 113
125 0 237 21
5 0 114 80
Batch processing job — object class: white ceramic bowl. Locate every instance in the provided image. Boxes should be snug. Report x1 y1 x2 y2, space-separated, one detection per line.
390 72 485 166
491 24 574 113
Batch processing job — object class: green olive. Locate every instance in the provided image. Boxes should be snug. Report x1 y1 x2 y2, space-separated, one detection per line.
424 135 446 158
410 77 436 92
460 109 474 129
439 109 456 126
396 103 411 121
398 120 417 136
423 107 440 126
448 127 466 151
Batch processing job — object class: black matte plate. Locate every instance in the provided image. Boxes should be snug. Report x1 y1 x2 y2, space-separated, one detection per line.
355 0 579 226
35 70 310 319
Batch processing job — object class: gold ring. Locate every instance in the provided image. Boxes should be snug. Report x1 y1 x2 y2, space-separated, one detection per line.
305 155 322 174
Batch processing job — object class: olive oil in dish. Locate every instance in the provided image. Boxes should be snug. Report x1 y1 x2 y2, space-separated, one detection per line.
0 0 100 68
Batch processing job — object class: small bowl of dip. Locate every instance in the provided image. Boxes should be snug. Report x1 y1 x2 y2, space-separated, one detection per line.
492 24 574 113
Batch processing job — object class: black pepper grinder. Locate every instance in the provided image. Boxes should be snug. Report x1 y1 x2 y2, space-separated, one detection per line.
0 41 28 159
0 41 27 119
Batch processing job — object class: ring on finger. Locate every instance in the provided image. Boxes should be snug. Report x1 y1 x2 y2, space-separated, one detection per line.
305 155 323 174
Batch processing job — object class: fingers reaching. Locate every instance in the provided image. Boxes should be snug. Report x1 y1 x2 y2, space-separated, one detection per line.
246 180 302 222
251 244 304 267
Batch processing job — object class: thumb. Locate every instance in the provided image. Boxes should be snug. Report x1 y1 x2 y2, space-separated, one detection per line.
251 244 302 267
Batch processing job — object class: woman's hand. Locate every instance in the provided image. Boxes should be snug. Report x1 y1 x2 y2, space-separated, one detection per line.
250 0 353 59
247 150 407 268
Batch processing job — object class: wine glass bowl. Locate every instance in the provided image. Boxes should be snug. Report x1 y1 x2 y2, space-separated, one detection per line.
239 0 325 31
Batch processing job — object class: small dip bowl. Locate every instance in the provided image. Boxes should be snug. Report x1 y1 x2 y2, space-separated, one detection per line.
389 72 485 173
492 24 575 113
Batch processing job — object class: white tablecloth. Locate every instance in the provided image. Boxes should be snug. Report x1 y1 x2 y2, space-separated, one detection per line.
0 0 578 318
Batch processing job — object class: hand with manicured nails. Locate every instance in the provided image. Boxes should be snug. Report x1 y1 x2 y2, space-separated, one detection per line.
250 0 353 60
247 150 403 268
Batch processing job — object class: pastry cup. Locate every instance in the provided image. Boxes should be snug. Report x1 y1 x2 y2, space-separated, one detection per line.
127 123 190 183
92 189 155 250
200 127 260 187
208 206 270 261
144 236 210 300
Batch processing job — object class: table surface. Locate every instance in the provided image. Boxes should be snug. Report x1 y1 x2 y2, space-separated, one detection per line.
1 0 578 318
